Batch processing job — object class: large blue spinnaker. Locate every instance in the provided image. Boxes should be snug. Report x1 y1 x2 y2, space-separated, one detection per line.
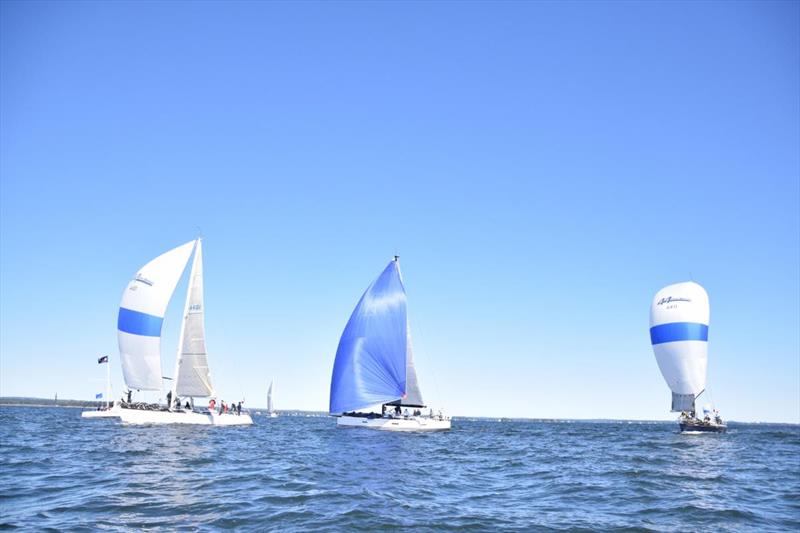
329 260 408 414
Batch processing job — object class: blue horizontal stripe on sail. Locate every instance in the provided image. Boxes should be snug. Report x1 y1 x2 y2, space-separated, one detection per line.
118 307 163 337
650 322 708 345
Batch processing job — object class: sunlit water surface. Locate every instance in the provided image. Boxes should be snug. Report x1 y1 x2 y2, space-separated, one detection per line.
1 407 798 531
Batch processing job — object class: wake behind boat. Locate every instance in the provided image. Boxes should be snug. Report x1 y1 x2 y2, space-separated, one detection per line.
329 257 450 431
112 238 251 426
650 282 726 434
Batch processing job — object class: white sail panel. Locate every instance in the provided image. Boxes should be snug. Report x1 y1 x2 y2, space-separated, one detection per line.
267 380 274 413
650 281 709 411
174 239 214 397
118 240 195 390
402 323 425 407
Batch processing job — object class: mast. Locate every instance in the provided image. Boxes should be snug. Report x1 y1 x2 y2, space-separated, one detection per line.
170 239 199 406
106 357 111 409
392 257 425 408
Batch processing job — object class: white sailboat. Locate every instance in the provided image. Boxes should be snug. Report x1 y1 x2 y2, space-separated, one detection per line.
81 355 121 418
329 257 450 431
116 238 252 425
650 281 725 433
267 380 278 418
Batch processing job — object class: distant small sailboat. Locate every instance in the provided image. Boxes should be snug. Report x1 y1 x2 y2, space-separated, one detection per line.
650 282 726 433
329 257 450 431
115 238 252 425
81 355 121 419
267 380 278 418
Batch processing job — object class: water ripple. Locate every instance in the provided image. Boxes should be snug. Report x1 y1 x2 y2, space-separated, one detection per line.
0 407 798 532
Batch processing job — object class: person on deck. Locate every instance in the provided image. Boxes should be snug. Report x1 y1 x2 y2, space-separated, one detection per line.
185 400 191 410
237 402 242 415
166 391 172 409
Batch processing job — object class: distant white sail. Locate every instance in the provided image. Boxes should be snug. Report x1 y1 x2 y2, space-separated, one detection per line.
173 239 214 398
650 282 710 412
118 241 195 391
267 380 274 413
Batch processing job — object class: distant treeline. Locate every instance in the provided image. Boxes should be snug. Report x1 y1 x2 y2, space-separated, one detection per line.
0 396 105 408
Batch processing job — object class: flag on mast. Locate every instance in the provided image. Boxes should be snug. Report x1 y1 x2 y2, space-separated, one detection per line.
98 355 109 364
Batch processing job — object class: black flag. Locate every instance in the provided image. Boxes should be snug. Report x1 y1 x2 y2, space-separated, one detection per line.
98 355 109 364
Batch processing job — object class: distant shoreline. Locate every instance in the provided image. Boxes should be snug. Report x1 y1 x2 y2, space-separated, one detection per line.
1 397 797 425
2 403 87 409
0 396 106 408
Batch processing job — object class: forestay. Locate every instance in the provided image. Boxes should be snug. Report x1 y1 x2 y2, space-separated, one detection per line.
118 240 195 391
329 259 410 414
173 239 214 398
649 281 710 412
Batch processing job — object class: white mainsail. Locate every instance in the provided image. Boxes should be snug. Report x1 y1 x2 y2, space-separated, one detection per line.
267 380 275 413
172 239 214 398
403 322 425 407
118 241 195 391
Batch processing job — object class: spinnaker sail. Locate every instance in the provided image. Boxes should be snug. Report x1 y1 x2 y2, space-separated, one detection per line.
118 240 195 390
650 281 710 412
329 259 411 414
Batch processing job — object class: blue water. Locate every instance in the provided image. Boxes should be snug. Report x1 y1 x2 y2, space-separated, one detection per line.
1 407 798 532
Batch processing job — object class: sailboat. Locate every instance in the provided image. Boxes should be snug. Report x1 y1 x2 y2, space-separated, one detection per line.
650 281 726 433
267 380 278 417
329 257 450 431
81 355 121 418
116 238 252 425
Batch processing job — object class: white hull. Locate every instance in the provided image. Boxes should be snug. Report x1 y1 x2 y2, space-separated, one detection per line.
267 412 278 418
337 415 451 431
119 407 253 426
81 405 122 419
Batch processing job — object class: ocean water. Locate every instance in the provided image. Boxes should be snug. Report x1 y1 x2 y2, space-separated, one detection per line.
0 407 798 532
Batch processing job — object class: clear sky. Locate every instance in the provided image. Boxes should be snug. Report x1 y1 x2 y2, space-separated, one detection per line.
1 1 798 423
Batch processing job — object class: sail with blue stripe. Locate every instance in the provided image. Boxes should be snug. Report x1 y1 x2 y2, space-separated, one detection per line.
329 258 412 414
118 240 195 391
650 281 710 412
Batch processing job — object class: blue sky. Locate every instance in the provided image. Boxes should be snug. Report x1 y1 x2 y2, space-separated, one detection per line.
1 1 797 422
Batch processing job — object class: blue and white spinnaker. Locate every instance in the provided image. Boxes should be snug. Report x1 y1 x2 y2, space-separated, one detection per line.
329 258 424 415
117 240 195 390
649 281 710 412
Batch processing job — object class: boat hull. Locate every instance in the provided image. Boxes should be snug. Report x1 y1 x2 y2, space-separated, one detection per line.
337 415 451 431
119 408 253 426
679 421 727 433
81 405 121 419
